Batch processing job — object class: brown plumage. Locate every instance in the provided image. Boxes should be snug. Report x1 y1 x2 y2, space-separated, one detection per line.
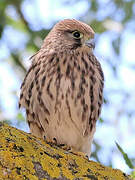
19 19 104 157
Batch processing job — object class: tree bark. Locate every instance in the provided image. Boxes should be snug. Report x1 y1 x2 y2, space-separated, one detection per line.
0 122 132 180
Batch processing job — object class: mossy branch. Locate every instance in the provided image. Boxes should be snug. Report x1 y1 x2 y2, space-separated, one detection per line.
0 123 132 180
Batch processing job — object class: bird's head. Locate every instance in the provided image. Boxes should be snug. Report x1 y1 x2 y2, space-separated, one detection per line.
43 19 95 53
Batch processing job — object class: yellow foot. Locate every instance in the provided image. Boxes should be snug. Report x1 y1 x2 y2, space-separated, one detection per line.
58 143 71 151
69 149 89 160
61 145 89 160
44 137 88 159
44 137 58 146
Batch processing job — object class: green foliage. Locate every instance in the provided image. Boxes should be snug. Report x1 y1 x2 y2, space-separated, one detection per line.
116 142 134 169
131 170 135 179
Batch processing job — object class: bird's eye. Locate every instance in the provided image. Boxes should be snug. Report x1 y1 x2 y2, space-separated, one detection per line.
72 31 83 39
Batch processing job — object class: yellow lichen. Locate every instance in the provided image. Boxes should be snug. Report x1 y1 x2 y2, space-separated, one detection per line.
0 122 133 180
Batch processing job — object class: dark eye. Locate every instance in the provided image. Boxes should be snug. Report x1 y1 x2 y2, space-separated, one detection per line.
72 31 83 39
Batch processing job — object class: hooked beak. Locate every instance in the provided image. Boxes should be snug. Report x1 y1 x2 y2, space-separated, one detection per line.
85 39 95 49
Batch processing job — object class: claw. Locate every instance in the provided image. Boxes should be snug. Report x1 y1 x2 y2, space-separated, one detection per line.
53 137 57 144
71 151 89 160
44 135 46 141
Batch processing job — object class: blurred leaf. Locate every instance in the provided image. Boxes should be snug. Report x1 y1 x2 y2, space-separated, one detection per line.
112 36 121 55
91 140 101 163
116 142 134 169
0 0 7 38
6 16 28 33
99 117 104 123
16 112 26 127
104 98 109 105
10 52 26 73
114 0 123 7
123 1 134 23
131 169 135 178
90 0 98 12
16 112 25 122
90 20 106 33
114 0 134 23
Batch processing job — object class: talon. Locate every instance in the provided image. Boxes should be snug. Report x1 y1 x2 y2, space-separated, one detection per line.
59 143 65 147
59 144 71 151
44 135 46 141
67 147 71 151
53 137 57 144
67 148 88 159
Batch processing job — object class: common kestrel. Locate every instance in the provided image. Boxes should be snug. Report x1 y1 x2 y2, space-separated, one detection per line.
19 19 104 158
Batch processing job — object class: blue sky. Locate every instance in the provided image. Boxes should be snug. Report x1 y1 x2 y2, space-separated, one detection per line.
0 0 135 173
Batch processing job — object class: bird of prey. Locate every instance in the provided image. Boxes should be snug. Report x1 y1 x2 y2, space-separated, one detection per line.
19 19 104 158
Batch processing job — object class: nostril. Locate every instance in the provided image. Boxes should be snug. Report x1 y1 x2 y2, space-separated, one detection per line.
85 39 95 49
